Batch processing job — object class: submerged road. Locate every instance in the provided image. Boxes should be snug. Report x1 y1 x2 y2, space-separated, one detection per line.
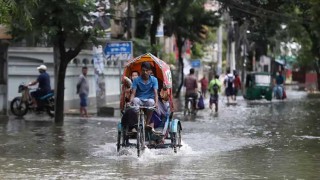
0 90 319 179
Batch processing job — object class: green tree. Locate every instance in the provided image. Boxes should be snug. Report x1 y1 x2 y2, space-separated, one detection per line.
124 0 168 53
191 42 205 59
285 0 320 90
148 0 167 49
0 0 36 28
218 0 288 71
8 0 111 123
163 0 219 97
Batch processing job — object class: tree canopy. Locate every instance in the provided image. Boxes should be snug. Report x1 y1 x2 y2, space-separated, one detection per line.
217 0 320 89
5 0 113 122
162 0 220 96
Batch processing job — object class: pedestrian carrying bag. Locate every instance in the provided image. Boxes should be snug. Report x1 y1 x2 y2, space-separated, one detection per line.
197 95 205 109
227 76 234 88
212 83 219 95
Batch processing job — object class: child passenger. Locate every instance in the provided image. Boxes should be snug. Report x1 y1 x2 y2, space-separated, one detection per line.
120 71 139 111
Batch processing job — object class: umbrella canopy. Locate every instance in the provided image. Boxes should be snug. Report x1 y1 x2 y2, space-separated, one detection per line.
123 53 172 88
120 53 175 112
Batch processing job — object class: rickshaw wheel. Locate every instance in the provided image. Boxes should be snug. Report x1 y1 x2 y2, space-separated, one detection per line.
172 124 182 153
136 127 142 157
117 131 121 152
123 127 129 146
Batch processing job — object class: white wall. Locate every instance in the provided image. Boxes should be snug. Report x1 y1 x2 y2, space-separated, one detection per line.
8 47 123 111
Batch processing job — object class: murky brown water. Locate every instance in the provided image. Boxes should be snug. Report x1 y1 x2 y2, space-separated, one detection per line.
0 91 319 179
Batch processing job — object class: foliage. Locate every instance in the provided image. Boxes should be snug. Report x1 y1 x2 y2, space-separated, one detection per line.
162 52 176 65
191 42 204 59
162 0 220 96
6 0 115 122
0 0 37 29
279 0 320 89
218 0 289 58
12 1 93 44
132 38 150 56
163 0 219 43
132 38 163 56
206 27 217 44
218 0 320 89
0 0 13 25
128 0 168 48
192 27 218 60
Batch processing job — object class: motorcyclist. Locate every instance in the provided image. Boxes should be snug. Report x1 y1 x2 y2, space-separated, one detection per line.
184 68 198 110
27 65 51 109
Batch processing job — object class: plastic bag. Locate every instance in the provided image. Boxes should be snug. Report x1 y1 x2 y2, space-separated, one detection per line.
197 95 205 109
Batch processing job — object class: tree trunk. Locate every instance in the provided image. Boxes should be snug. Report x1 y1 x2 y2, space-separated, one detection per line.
126 0 132 39
55 61 67 123
53 44 61 123
150 2 161 47
0 40 9 116
174 36 185 97
53 31 88 123
53 42 68 123
149 0 167 54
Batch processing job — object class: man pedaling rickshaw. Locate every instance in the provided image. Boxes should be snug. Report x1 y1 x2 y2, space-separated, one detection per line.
129 62 159 131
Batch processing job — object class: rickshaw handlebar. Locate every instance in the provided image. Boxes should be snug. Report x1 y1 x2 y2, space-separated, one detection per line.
128 105 157 111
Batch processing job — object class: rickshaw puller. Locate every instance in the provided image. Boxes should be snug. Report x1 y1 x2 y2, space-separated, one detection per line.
130 62 159 129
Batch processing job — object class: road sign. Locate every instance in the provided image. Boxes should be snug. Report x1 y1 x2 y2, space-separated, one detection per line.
191 59 201 68
104 41 133 61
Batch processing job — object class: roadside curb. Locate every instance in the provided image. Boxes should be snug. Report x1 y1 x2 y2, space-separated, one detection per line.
65 102 121 116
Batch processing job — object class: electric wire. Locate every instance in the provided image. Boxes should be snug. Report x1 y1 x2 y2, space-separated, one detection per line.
221 0 311 24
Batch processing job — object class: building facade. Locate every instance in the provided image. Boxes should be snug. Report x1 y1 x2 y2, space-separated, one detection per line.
8 47 122 113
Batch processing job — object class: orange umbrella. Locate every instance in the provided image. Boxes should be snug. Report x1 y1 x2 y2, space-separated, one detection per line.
123 53 172 88
120 53 174 111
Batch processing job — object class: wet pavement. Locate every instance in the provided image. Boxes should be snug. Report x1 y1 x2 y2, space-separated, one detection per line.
0 90 319 179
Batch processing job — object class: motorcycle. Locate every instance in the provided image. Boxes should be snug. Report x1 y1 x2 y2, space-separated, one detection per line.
10 83 55 117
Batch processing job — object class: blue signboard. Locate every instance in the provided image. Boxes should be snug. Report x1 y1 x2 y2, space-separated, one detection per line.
191 59 201 68
104 41 133 61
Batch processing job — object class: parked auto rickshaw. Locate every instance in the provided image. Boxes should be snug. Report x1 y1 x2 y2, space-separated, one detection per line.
243 72 273 101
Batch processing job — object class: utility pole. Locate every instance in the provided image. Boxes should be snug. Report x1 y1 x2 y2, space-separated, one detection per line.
230 21 236 72
227 19 236 72
217 22 223 75
226 24 230 70
241 20 249 82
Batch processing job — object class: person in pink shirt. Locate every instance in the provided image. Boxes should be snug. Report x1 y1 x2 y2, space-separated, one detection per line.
199 76 209 98
233 71 242 100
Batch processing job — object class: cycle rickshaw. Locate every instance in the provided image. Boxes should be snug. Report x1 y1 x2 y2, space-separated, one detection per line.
117 53 182 157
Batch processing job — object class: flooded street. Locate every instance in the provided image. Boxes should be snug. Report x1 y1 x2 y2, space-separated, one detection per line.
0 90 319 179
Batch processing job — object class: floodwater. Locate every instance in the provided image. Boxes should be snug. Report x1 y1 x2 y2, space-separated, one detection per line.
0 90 319 179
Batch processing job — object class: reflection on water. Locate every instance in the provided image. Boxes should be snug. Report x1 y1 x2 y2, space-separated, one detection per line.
0 91 319 179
